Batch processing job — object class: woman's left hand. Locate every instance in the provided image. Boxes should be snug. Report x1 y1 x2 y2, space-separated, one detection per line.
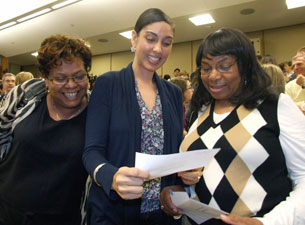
220 214 263 225
177 168 203 185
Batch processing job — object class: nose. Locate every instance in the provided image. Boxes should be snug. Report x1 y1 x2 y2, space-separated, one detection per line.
65 78 78 87
208 67 221 81
153 41 162 53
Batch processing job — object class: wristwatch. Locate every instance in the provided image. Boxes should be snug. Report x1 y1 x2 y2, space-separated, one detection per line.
302 83 305 89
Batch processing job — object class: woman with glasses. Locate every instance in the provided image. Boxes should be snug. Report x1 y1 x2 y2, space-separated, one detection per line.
160 28 305 225
0 34 91 225
83 8 183 225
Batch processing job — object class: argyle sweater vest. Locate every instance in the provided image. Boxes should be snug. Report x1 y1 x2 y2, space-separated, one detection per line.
181 100 292 221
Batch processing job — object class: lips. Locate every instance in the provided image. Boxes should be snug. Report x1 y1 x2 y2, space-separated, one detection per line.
148 55 160 64
209 85 225 93
64 92 78 98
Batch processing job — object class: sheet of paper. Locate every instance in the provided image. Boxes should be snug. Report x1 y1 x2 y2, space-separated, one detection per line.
135 149 219 179
171 191 227 224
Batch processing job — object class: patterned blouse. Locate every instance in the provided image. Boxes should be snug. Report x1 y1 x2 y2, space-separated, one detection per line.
135 81 164 213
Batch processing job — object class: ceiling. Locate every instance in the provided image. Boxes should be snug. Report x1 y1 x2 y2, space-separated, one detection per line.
1 0 305 66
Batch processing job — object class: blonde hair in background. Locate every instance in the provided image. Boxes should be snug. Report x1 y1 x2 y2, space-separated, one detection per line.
261 64 286 93
15 71 34 85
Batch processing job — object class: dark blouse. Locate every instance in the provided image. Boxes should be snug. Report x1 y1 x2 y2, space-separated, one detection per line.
0 96 88 224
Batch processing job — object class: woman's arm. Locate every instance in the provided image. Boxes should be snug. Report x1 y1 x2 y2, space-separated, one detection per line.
256 94 305 225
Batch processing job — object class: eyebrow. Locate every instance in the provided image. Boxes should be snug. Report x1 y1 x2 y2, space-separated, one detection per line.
145 31 173 39
202 56 232 64
55 70 86 76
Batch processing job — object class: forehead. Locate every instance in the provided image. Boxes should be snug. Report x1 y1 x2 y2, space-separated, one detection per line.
292 57 305 65
201 55 234 63
4 75 15 81
140 21 174 36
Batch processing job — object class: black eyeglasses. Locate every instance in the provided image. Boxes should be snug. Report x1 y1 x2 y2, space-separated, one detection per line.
49 74 88 86
199 60 237 75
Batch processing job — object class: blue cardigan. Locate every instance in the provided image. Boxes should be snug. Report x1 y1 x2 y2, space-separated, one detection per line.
83 63 183 225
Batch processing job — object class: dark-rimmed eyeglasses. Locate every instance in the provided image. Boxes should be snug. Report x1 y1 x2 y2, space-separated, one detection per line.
198 60 237 75
48 74 88 86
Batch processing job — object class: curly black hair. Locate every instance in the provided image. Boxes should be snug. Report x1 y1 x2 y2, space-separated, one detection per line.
37 34 92 78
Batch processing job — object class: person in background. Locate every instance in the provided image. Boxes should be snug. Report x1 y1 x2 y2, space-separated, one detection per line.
15 71 34 85
279 61 294 82
170 77 194 136
160 28 305 225
163 74 171 81
297 46 305 55
173 68 181 77
262 64 286 93
285 55 305 108
0 73 15 107
180 70 189 79
261 54 277 65
0 34 91 225
83 8 183 225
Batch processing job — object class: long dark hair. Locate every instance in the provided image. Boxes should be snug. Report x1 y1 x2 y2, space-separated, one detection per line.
191 28 277 112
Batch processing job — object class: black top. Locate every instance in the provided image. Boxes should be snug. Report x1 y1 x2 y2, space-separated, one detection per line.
0 96 87 223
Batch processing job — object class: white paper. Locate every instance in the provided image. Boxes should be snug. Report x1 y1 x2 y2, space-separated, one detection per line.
171 191 227 224
135 149 219 179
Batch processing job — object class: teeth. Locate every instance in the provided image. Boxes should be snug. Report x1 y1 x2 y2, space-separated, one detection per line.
149 56 159 62
64 92 77 98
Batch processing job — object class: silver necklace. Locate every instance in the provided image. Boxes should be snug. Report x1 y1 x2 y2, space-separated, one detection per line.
51 98 83 120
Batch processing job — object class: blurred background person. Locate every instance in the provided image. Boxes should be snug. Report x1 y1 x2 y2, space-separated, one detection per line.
297 46 305 55
261 54 277 65
285 54 305 108
173 68 181 77
15 71 34 85
0 34 91 225
262 64 286 93
171 77 194 136
279 61 294 82
180 70 190 79
163 74 171 81
0 73 15 107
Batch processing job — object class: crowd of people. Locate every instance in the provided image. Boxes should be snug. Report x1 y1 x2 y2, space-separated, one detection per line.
0 7 305 225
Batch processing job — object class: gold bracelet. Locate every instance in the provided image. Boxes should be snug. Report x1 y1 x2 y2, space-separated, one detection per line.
93 163 105 187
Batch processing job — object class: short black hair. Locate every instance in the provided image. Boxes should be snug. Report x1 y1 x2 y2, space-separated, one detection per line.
174 68 180 72
191 28 277 112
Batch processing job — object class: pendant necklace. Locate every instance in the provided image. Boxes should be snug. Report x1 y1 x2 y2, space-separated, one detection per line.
51 98 82 120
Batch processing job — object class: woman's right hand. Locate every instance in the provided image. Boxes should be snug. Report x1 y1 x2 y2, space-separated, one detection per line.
112 166 150 200
160 185 185 216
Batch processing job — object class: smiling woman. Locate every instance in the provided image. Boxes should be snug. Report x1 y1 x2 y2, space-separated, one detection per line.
82 8 183 225
160 28 305 225
0 34 92 225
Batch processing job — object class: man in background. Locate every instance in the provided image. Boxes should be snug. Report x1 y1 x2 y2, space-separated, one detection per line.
173 68 180 77
285 55 305 112
0 73 16 106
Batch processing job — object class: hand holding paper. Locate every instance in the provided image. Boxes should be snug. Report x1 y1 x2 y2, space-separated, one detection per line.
171 191 227 224
135 149 219 179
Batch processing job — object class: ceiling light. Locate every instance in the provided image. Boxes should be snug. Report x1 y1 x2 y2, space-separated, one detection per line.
286 0 305 9
189 14 215 26
17 8 51 22
119 30 132 39
52 0 79 9
31 52 38 57
0 21 17 30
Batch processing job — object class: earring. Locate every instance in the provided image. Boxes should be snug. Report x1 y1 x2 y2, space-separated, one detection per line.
244 78 248 85
130 46 136 52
